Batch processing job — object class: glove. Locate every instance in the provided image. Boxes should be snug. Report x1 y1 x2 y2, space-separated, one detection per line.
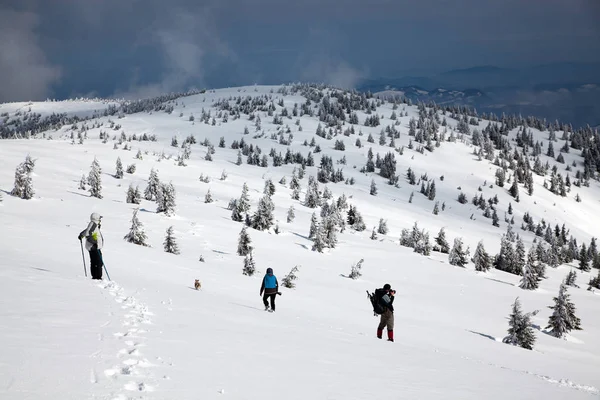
78 234 83 240
259 292 263 296
277 292 282 296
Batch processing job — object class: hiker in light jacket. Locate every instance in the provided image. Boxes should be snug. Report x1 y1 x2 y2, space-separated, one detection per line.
260 268 279 311
78 213 104 280
376 283 395 342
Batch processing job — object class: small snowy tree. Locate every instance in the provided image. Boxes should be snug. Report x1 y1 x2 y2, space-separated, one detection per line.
251 194 275 231
163 226 180 254
87 157 102 199
564 270 578 288
156 182 176 216
242 252 256 276
370 179 377 196
144 168 160 201
502 297 536 350
312 223 327 253
126 184 142 204
308 212 319 239
238 183 251 214
237 226 253 256
11 162 34 199
370 228 378 240
287 205 295 223
449 237 470 267
264 179 276 196
348 258 364 280
78 174 87 190
377 218 388 235
472 241 492 272
434 228 450 253
123 209 149 246
282 265 300 288
204 188 214 203
546 283 582 338
115 157 124 179
519 260 539 290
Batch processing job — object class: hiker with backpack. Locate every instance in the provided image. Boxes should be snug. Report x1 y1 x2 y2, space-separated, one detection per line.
78 212 104 280
260 267 280 312
368 284 395 342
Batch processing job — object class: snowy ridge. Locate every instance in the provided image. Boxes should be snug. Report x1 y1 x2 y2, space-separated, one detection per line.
0 84 599 400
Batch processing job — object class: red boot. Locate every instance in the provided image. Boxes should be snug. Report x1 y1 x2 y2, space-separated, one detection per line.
377 329 383 339
387 330 394 342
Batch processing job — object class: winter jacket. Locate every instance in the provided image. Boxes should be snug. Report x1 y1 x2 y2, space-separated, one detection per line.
80 218 104 251
260 274 279 295
375 288 394 313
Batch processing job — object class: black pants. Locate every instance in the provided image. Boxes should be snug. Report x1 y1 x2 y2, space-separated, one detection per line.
89 249 104 280
263 293 276 311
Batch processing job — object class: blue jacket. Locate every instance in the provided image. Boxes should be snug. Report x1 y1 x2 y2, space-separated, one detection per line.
260 274 278 295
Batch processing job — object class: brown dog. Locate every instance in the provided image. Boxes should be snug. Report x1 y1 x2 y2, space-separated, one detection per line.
194 279 201 290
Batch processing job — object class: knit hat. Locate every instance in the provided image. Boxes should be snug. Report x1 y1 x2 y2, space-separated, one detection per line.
266 268 273 274
383 283 391 290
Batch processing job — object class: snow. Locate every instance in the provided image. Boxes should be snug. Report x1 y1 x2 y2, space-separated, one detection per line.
1 85 599 400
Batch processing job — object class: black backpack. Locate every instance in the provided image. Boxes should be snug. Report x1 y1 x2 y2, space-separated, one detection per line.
366 289 385 316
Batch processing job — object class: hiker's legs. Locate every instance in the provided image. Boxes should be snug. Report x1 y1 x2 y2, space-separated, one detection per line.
377 312 389 338
89 250 103 280
269 293 276 311
263 293 270 308
386 311 395 341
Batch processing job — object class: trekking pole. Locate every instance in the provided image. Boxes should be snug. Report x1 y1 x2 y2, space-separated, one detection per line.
102 262 111 281
79 240 88 277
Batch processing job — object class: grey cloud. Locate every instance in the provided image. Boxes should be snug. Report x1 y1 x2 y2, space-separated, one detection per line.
0 8 61 102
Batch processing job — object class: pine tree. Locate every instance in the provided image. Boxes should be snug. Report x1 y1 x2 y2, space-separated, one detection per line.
308 213 318 239
237 226 253 256
264 179 276 196
156 182 176 216
409 191 414 203
242 252 256 276
238 183 251 213
126 184 140 204
312 222 327 253
515 238 526 273
449 237 470 267
251 194 274 231
589 270 600 290
377 218 388 235
11 162 34 200
529 246 546 280
433 202 440 215
370 228 378 240
434 228 450 254
428 180 436 200
282 265 300 288
546 283 582 338
204 189 214 203
351 208 367 231
115 157 124 179
123 209 149 246
502 297 536 350
564 269 578 288
348 259 364 280
370 179 377 196
87 157 102 199
472 241 492 272
163 226 180 254
79 174 87 190
287 205 295 223
519 259 539 290
144 168 160 201
579 244 590 271
509 179 519 199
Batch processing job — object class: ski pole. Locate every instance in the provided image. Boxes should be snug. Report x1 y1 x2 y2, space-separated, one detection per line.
102 262 111 281
79 240 87 277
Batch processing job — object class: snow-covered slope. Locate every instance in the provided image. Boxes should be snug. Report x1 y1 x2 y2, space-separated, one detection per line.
1 84 599 400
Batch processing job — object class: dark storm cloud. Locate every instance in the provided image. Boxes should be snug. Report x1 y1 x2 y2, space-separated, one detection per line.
0 0 598 101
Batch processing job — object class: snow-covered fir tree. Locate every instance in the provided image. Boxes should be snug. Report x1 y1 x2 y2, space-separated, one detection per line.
472 241 492 272
156 182 176 216
237 183 251 214
370 179 377 196
11 162 34 200
204 188 214 203
282 265 300 288
519 258 539 290
242 252 256 276
144 168 160 201
322 215 338 249
88 157 102 199
502 297 536 350
78 174 87 190
377 218 388 235
308 212 318 239
312 222 327 253
264 178 276 196
348 258 364 280
251 194 275 231
115 157 123 179
123 209 149 246
434 227 450 254
449 238 470 267
126 184 142 204
370 228 377 240
163 226 180 254
564 269 578 288
546 283 582 338
237 226 253 256
286 205 295 223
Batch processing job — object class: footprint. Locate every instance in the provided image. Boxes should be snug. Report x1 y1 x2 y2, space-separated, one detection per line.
124 381 153 392
90 368 98 383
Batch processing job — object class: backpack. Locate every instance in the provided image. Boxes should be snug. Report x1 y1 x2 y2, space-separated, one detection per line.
366 289 385 316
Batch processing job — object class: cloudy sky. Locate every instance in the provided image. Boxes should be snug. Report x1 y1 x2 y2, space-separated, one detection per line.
1 0 599 101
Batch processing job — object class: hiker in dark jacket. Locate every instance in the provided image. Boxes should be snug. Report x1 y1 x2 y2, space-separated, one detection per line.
376 283 395 342
260 268 279 312
78 212 104 280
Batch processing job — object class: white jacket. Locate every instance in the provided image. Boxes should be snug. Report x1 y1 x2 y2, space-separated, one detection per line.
80 216 104 251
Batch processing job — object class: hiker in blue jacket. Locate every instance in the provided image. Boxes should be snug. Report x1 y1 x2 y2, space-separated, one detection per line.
260 268 279 312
